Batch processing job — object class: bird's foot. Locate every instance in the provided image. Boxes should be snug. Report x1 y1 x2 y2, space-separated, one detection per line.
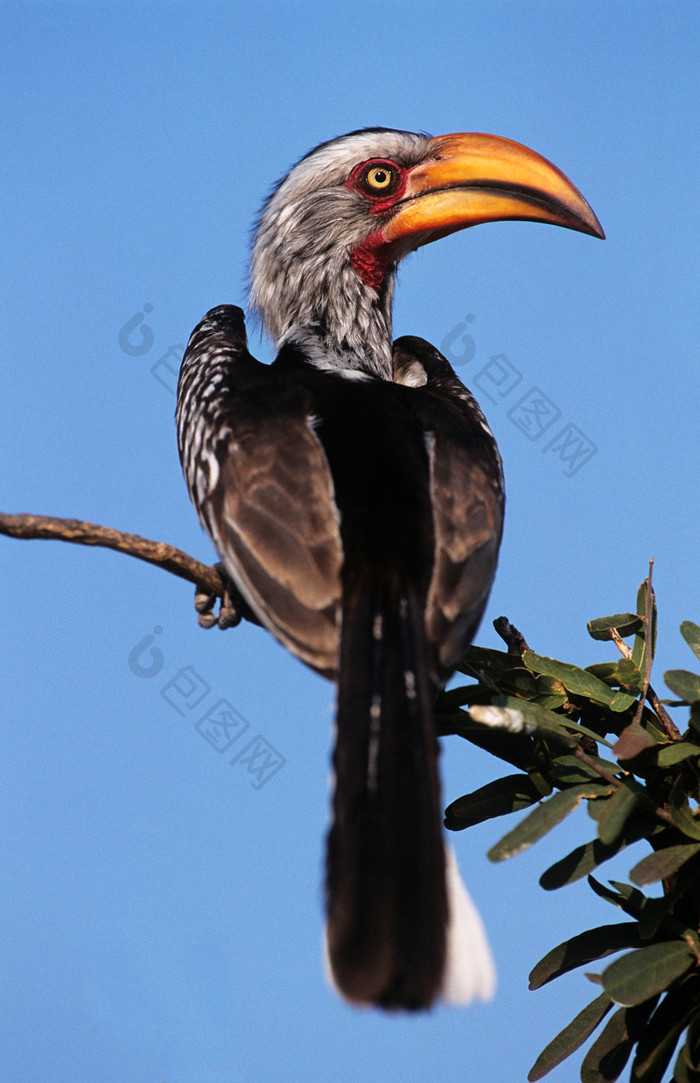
194 563 261 630
195 582 241 629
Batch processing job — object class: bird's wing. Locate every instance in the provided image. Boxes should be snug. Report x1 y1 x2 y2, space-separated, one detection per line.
177 306 343 678
392 336 505 685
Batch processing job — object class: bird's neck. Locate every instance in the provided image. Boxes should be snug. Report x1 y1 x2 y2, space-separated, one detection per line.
278 308 394 380
258 260 398 380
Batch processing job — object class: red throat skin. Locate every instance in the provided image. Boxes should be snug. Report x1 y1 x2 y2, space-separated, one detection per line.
350 233 392 291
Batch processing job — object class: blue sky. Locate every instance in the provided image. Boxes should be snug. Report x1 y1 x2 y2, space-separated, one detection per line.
2 3 699 1081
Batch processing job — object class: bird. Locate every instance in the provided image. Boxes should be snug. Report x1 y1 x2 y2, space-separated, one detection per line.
176 128 603 1011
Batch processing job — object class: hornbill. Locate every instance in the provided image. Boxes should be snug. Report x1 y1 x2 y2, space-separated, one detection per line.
176 128 603 1011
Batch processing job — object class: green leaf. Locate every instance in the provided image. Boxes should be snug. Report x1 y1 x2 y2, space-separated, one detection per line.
669 778 700 841
681 621 700 664
458 644 519 681
527 992 613 1081
638 859 700 940
587 797 608 823
550 753 619 786
602 941 695 1006
588 876 647 919
488 784 615 863
587 662 620 683
531 692 568 711
610 689 640 713
435 708 537 774
540 837 603 889
435 686 476 710
632 980 700 1081
532 674 568 710
580 999 661 1082
609 880 650 910
632 578 657 675
539 818 661 890
674 1014 700 1081
597 780 645 846
588 612 644 641
616 657 644 692
523 651 622 707
632 584 650 667
580 1005 636 1082
444 773 545 830
630 843 700 886
500 668 541 698
656 741 700 767
665 669 700 706
529 924 642 990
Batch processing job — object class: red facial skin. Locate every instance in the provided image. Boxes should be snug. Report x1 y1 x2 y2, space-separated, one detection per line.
346 158 408 290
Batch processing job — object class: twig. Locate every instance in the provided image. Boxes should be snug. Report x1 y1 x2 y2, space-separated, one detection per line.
0 511 224 596
573 745 621 789
646 689 681 741
493 616 531 655
572 747 677 828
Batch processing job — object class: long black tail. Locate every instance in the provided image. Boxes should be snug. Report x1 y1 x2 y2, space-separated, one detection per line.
325 576 447 1010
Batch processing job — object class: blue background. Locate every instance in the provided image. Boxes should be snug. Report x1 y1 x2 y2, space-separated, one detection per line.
2 3 699 1081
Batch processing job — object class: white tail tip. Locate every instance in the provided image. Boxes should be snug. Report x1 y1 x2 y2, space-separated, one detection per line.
441 845 496 1005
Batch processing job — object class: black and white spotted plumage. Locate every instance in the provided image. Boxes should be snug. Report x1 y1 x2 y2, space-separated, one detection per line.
176 128 602 1010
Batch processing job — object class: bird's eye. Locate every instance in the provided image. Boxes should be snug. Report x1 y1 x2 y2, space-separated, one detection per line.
366 166 394 189
357 160 402 198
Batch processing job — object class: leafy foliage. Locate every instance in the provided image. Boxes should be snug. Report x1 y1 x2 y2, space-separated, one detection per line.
436 575 700 1082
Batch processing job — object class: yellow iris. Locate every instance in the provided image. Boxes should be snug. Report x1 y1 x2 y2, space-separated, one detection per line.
365 166 394 189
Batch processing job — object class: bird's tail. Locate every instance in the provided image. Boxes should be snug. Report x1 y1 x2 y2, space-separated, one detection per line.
325 574 493 1010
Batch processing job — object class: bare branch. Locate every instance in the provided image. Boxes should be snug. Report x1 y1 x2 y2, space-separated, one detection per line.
493 615 531 655
573 745 621 789
0 511 224 596
647 688 682 742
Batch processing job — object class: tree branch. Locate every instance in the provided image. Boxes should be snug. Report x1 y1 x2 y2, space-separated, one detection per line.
0 511 224 596
493 615 531 655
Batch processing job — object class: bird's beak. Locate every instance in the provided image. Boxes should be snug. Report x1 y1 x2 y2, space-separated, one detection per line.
383 132 604 247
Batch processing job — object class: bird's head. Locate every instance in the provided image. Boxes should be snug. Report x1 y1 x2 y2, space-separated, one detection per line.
249 128 603 377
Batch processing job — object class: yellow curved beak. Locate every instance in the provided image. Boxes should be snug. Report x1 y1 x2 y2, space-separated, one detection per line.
383 132 604 246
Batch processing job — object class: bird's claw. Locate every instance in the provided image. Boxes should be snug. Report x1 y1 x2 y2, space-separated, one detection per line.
194 582 242 629
194 564 259 630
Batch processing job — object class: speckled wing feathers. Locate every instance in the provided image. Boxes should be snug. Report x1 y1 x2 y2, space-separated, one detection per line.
177 306 343 678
